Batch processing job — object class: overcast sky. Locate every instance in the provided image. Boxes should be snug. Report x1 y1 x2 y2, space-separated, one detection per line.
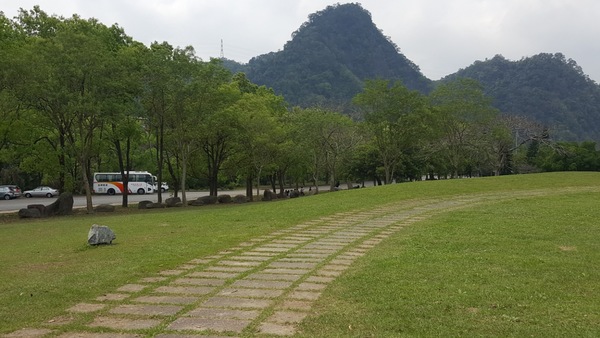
2 0 599 83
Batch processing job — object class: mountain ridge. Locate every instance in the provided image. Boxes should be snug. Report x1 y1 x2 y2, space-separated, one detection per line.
222 3 600 141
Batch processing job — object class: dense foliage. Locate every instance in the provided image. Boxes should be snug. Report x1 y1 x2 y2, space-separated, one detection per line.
239 3 432 112
223 4 600 143
441 53 600 141
1 6 599 211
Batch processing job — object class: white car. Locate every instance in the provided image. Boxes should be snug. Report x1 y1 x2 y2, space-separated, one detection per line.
24 186 59 198
154 182 169 192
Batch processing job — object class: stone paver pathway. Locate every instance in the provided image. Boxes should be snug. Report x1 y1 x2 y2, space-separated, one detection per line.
4 191 560 337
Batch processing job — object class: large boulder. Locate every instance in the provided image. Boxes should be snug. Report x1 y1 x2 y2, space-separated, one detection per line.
217 194 232 204
289 189 301 198
233 194 247 204
146 202 165 209
45 192 74 216
197 195 218 205
18 208 42 218
138 200 153 209
88 224 116 245
27 204 47 217
189 199 205 206
165 197 182 207
262 189 274 201
95 204 115 212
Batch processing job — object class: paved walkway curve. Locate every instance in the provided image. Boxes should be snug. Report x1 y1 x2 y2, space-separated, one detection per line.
4 188 593 338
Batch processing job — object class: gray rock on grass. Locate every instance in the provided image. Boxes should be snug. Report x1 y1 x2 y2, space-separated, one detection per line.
88 224 116 245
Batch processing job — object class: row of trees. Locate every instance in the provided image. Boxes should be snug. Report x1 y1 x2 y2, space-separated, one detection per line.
0 8 589 212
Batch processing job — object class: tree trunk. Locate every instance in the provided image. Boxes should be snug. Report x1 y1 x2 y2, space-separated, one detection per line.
277 170 285 196
245 175 253 201
81 157 94 213
180 145 187 206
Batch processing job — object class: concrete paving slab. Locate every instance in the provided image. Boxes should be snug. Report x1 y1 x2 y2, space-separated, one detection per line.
139 276 169 283
305 276 335 284
287 253 330 258
110 304 183 316
261 268 310 275
288 291 321 301
3 328 53 337
96 293 130 301
159 269 186 276
218 288 284 299
262 243 298 248
201 297 272 309
228 255 272 261
66 303 106 313
267 310 308 324
268 262 318 269
172 278 226 286
133 295 199 305
116 284 148 293
188 271 239 279
240 251 279 257
258 322 296 336
188 258 213 264
231 279 292 289
278 300 312 311
155 286 214 295
185 308 260 320
294 249 336 254
56 333 141 338
282 236 314 241
168 317 250 333
204 266 251 273
87 316 161 330
329 258 355 265
272 240 307 244
322 264 348 271
217 260 262 267
315 269 343 277
155 335 232 338
245 273 302 281
296 282 327 291
278 257 322 263
177 264 198 270
252 247 290 252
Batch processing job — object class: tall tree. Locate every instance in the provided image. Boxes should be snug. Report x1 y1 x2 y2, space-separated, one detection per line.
353 79 430 183
429 78 499 177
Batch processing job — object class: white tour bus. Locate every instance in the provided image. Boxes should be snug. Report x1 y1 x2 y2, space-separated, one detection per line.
93 171 155 195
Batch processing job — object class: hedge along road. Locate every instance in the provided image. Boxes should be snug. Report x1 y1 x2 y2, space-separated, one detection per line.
0 184 354 213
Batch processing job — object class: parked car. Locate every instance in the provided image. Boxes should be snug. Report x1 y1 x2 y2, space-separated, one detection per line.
0 186 17 200
0 185 21 198
23 186 59 198
154 182 169 192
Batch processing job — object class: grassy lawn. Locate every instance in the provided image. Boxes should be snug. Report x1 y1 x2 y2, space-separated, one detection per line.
1 172 600 336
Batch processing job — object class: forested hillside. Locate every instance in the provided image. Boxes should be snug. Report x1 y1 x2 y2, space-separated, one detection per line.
442 54 600 141
224 4 600 142
235 3 432 112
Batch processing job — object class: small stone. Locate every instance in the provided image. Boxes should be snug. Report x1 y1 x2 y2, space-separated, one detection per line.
87 224 116 245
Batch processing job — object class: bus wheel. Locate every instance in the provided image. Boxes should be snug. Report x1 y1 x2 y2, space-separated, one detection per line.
107 188 115 195
137 188 145 195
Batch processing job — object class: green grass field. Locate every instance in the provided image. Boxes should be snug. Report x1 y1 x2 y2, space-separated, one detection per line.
1 172 599 336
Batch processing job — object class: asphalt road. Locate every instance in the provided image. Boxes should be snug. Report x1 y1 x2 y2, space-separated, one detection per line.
0 190 233 213
0 184 349 213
